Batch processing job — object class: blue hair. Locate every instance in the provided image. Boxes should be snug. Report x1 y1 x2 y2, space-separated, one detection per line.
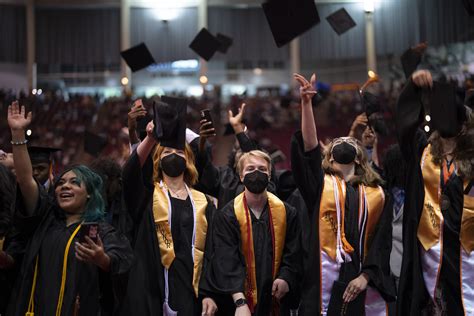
55 164 105 222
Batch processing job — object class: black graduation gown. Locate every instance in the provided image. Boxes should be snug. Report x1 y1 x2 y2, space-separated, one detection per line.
290 131 360 315
396 79 471 315
201 199 302 315
6 183 134 316
356 185 397 308
196 132 277 208
120 151 216 316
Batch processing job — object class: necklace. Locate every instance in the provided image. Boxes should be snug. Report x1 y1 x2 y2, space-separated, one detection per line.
168 186 187 199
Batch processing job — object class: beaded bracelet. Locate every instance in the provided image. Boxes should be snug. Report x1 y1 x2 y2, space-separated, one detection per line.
10 139 28 146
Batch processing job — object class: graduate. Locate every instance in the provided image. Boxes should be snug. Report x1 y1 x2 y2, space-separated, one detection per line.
396 70 474 315
201 149 302 315
120 97 218 316
291 74 362 315
5 101 134 316
27 145 60 191
195 102 277 208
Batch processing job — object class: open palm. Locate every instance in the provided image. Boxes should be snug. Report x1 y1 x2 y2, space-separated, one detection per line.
8 101 32 131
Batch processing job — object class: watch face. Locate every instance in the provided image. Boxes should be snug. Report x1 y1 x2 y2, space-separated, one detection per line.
235 298 247 307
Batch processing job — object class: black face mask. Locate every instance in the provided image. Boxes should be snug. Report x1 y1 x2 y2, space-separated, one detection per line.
161 153 186 177
332 142 357 164
243 170 269 194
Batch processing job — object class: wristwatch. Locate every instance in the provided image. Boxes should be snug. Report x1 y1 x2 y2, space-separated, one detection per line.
234 298 247 308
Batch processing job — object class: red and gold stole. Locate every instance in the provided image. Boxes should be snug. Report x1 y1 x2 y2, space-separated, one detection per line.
319 174 354 261
358 185 385 262
234 191 287 313
152 183 208 297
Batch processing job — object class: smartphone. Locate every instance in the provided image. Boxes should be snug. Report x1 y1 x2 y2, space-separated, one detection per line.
200 109 214 129
80 222 100 243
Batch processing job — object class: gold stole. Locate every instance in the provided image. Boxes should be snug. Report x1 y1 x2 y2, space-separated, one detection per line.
234 191 287 312
418 144 474 253
360 185 385 261
152 184 208 297
319 174 354 261
460 184 474 254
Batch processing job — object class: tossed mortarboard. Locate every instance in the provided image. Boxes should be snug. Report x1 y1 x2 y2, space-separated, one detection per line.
216 33 233 53
400 42 427 79
326 8 356 35
262 0 320 48
153 96 187 150
28 146 60 164
120 43 155 72
84 131 108 157
189 28 221 61
429 82 467 137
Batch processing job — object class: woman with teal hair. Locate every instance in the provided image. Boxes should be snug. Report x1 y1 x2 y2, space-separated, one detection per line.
5 101 133 316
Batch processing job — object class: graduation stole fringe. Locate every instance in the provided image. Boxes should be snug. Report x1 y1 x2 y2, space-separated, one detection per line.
357 185 385 262
419 144 474 254
26 224 82 316
234 192 286 313
319 175 354 262
152 183 208 296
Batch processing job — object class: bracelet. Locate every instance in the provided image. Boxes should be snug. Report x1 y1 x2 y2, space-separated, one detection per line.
10 139 28 146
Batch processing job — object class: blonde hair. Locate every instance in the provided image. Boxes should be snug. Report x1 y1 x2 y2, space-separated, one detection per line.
152 143 199 186
236 150 272 176
321 137 384 187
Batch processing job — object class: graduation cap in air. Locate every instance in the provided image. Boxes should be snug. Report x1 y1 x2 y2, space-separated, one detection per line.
262 0 320 48
28 146 60 164
153 96 187 150
216 33 233 53
189 28 221 61
326 8 356 35
84 131 108 157
120 43 156 72
400 42 428 79
429 82 467 138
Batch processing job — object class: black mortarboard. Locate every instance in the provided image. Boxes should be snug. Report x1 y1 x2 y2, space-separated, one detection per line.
153 96 187 150
84 131 107 157
362 91 380 117
120 43 155 72
28 146 60 164
462 0 474 16
262 0 320 48
400 42 427 79
429 82 467 138
216 33 233 54
326 8 356 35
189 28 221 61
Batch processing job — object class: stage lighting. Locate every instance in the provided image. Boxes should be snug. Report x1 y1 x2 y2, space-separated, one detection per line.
121 77 129 85
364 0 375 13
199 75 208 84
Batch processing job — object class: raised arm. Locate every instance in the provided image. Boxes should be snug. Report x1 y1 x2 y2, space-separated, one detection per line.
136 120 157 167
127 99 147 147
7 101 38 216
294 73 318 151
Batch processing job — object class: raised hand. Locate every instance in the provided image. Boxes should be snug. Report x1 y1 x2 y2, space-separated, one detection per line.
293 73 317 104
228 103 246 133
128 99 147 131
8 101 32 131
412 70 433 89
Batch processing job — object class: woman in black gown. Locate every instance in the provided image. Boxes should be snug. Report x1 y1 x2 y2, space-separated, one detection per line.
6 101 134 316
120 108 218 316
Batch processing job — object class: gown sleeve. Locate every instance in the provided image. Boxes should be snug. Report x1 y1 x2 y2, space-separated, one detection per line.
290 131 324 214
395 79 428 163
277 203 303 308
361 191 397 302
201 205 246 295
121 150 154 224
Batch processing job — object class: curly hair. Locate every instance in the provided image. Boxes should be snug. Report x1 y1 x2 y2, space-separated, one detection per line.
54 165 106 222
321 137 384 187
429 117 474 180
